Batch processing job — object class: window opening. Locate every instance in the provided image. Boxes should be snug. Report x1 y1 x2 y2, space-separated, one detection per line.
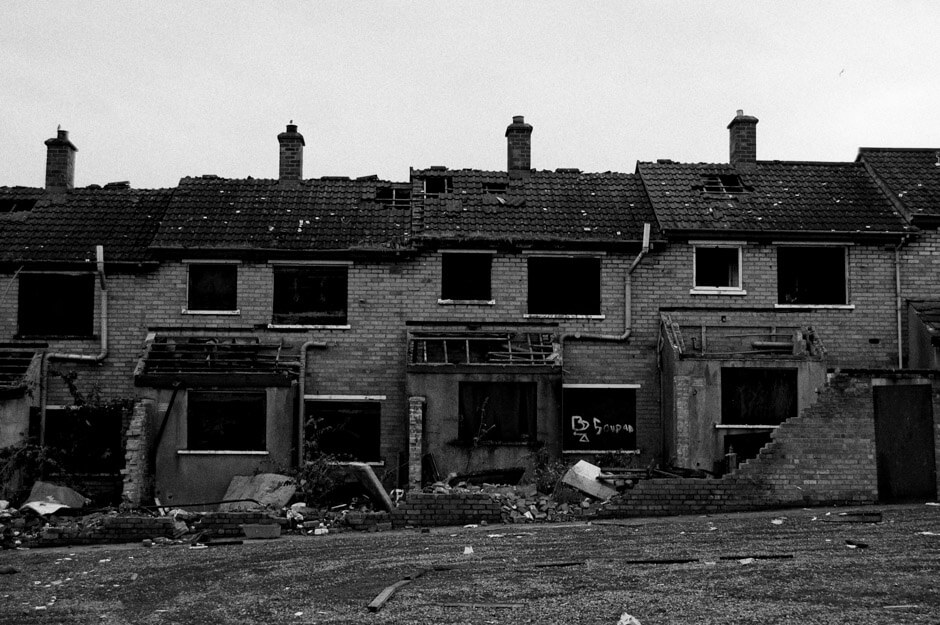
528 257 601 315
188 264 237 311
441 253 491 301
700 174 747 194
482 182 508 194
777 246 846 305
694 247 741 289
458 382 536 444
18 273 94 337
0 198 37 213
375 187 411 208
187 391 266 451
273 266 348 325
306 400 381 462
424 176 453 196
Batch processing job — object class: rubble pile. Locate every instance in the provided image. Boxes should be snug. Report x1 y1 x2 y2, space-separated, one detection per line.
422 481 608 523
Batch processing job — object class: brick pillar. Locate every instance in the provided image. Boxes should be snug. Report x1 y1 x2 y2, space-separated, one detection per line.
121 399 154 506
408 396 426 491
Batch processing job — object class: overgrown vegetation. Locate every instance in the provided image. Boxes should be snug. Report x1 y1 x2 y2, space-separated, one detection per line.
530 448 568 494
291 415 340 505
0 437 63 502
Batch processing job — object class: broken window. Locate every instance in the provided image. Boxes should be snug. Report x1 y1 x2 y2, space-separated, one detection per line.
562 386 637 451
306 400 381 462
721 368 797 461
482 182 508 194
272 266 348 325
43 405 124 473
527 257 601 315
777 246 846 305
187 390 266 451
694 246 742 290
375 187 411 208
700 174 747 194
187 263 237 312
18 273 94 337
423 176 453 196
458 382 537 444
441 253 492 301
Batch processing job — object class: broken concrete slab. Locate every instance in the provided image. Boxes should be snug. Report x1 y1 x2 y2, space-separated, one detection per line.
345 462 394 512
561 460 618 501
219 474 296 512
26 481 89 509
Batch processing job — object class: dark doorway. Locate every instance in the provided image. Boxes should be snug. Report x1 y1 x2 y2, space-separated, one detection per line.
873 384 937 502
721 368 798 462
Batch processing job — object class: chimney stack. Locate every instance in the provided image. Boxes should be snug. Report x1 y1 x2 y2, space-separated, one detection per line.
277 122 305 181
44 128 78 192
728 109 758 169
506 115 532 177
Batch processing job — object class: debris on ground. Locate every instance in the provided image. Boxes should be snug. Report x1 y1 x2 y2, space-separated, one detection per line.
561 460 619 500
220 474 296 512
26 482 90 510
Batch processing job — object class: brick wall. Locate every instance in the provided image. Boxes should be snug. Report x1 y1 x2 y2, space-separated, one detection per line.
391 492 502 527
31 516 175 547
600 374 880 517
122 399 154 506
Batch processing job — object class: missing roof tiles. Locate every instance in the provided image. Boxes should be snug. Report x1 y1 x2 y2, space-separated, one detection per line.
699 174 749 194
0 199 37 213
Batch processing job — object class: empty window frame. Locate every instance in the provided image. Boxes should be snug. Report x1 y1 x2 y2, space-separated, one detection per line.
423 176 453 196
272 266 348 325
18 273 94 337
700 174 747 194
375 187 411 208
458 382 537 444
440 253 492 301
693 245 742 291
777 246 847 305
187 390 266 451
527 256 601 315
482 182 508 194
187 263 238 312
306 400 381 462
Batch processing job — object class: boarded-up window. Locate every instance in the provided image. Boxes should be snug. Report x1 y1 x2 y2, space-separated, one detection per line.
273 266 348 325
562 386 637 451
528 257 601 315
187 391 266 451
441 253 491 301
458 382 536 444
18 273 94 337
306 400 381 462
188 264 237 311
777 246 846 305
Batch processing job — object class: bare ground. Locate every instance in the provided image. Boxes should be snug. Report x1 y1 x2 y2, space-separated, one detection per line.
1 503 939 624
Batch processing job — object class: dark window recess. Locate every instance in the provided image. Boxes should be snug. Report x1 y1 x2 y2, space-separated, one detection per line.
695 247 740 288
306 401 381 462
0 198 37 213
273 266 348 325
482 182 508 194
777 247 846 305
700 174 748 194
188 264 237 311
424 176 453 196
721 368 797 461
375 187 411 207
187 391 266 451
441 254 492 300
42 405 124 473
562 387 637 451
458 382 536 444
528 257 601 315
18 273 94 337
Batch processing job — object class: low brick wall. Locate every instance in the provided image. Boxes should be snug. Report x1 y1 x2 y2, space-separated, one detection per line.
31 516 175 547
391 492 502 528
601 374 879 518
194 511 281 537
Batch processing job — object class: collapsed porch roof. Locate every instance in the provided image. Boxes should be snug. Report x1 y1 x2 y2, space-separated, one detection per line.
407 331 561 368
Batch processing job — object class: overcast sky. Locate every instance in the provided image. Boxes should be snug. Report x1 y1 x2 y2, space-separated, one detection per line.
2 1 939 189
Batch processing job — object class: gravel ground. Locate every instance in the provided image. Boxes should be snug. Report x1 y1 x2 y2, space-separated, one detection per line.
0 503 938 624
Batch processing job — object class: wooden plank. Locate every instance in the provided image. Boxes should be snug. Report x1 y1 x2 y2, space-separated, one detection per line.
367 579 413 612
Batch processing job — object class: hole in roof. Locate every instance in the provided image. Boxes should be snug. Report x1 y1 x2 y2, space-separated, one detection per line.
699 174 749 194
0 199 37 213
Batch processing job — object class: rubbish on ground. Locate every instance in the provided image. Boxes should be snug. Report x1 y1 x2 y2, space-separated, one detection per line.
313 527 328 536
562 460 618 500
367 569 430 612
738 558 755 565
845 540 869 549
771 518 785 525
344 462 394 512
718 554 793 560
463 524 479 528
618 613 642 625
917 531 940 536
21 501 69 516
26 482 90 509
189 544 207 550
925 502 939 507
448 467 526 486
463 546 474 555
221 473 296 512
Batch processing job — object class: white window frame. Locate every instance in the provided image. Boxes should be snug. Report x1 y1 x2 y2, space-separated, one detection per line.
690 241 746 296
181 260 241 315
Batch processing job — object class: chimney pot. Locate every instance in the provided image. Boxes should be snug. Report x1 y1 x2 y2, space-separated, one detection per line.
277 122 305 181
44 127 78 192
505 115 533 177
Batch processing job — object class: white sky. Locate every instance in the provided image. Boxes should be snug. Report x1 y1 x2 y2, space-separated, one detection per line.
2 1 939 189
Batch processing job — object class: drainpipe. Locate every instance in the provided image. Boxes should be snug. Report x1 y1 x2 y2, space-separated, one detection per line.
41 245 109 444
297 340 328 466
559 223 651 345
895 235 911 369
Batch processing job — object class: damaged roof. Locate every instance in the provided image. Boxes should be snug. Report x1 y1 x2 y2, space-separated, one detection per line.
858 148 940 225
637 160 910 239
0 186 171 265
150 176 412 253
412 168 657 246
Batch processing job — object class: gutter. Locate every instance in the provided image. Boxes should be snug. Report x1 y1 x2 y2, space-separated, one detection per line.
297 339 328 465
560 223 651 345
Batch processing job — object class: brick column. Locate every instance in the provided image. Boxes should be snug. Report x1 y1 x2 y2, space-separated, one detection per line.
408 396 426 491
121 399 154 506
